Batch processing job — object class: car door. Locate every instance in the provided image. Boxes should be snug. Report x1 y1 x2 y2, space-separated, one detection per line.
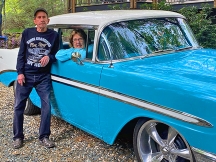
51 60 103 137
50 28 103 138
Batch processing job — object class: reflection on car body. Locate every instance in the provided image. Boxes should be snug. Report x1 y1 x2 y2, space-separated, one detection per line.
0 10 216 162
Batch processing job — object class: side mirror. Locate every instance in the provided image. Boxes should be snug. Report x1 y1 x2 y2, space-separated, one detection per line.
71 52 84 65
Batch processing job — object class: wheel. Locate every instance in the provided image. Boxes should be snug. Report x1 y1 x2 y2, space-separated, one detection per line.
13 80 41 115
23 98 41 115
133 119 194 162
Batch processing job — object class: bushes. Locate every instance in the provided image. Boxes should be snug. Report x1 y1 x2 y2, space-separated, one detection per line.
140 2 216 49
178 5 216 49
0 33 21 49
139 0 173 11
196 25 216 48
3 0 67 32
1 4 216 49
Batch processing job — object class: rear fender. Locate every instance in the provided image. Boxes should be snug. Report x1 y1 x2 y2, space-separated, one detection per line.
0 71 41 111
0 71 17 87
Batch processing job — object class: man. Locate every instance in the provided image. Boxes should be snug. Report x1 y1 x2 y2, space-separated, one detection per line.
13 8 59 149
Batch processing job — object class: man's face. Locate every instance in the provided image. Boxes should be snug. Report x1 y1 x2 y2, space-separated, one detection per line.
34 11 49 29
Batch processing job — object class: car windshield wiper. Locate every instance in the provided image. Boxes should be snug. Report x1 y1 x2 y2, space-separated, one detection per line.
141 49 174 59
152 46 194 54
151 48 175 54
175 46 193 51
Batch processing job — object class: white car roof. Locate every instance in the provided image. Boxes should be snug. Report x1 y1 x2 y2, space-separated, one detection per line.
48 10 185 28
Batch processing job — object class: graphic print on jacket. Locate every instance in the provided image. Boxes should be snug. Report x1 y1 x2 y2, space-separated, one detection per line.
16 27 59 74
27 37 52 67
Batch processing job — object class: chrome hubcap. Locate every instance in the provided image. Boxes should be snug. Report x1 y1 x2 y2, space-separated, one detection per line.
161 146 170 154
137 120 193 162
160 141 178 161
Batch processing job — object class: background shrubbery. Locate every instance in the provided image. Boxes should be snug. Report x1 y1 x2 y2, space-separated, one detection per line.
0 0 67 48
140 2 216 49
178 5 216 49
0 33 20 48
1 1 216 49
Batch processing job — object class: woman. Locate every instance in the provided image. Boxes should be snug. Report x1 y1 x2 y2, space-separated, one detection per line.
56 29 93 61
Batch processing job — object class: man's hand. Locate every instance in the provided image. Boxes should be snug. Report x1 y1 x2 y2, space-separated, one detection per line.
40 56 50 67
17 74 25 86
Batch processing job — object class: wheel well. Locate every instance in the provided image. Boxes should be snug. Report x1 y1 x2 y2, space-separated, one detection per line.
9 80 15 96
116 117 151 144
9 80 15 87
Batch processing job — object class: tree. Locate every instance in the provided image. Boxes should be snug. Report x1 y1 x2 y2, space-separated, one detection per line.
0 0 5 36
4 0 67 32
179 5 216 49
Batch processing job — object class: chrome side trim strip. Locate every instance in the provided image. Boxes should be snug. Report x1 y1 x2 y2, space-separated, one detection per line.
51 75 212 127
99 88 211 127
192 147 216 162
0 69 16 74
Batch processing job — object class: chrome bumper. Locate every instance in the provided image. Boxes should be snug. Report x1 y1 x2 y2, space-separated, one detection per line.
192 147 216 162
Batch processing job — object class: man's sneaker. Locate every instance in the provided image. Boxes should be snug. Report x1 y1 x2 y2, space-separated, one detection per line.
13 138 23 149
39 138 55 148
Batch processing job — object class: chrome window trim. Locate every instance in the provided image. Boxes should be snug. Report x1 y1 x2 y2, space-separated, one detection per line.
47 24 98 30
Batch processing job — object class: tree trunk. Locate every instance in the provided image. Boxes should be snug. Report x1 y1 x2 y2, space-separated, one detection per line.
0 0 4 36
0 23 2 36
153 0 158 9
0 14 2 36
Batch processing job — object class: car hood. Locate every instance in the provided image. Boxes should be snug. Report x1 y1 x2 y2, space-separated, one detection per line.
126 49 216 87
116 48 216 121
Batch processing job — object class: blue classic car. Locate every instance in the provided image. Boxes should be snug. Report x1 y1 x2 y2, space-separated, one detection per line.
0 10 216 162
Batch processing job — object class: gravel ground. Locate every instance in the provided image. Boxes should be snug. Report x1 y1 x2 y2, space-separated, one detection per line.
0 83 137 162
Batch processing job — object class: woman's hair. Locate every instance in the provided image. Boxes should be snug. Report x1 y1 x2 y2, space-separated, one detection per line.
69 29 87 47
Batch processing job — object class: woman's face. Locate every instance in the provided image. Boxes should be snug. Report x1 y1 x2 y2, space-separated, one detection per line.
72 33 85 48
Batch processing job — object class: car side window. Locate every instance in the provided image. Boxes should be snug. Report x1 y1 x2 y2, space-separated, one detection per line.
85 30 95 59
60 29 72 49
59 28 95 60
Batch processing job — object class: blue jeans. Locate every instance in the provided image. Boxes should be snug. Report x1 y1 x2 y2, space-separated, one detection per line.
13 73 52 140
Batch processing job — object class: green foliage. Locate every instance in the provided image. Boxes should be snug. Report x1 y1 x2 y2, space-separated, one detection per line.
2 0 216 49
196 25 216 48
139 2 216 49
139 0 173 11
139 3 153 10
107 3 129 10
157 0 173 11
3 0 67 32
178 5 216 48
83 7 89 11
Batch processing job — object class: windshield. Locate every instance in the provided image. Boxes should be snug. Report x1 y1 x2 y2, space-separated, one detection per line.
97 18 199 61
